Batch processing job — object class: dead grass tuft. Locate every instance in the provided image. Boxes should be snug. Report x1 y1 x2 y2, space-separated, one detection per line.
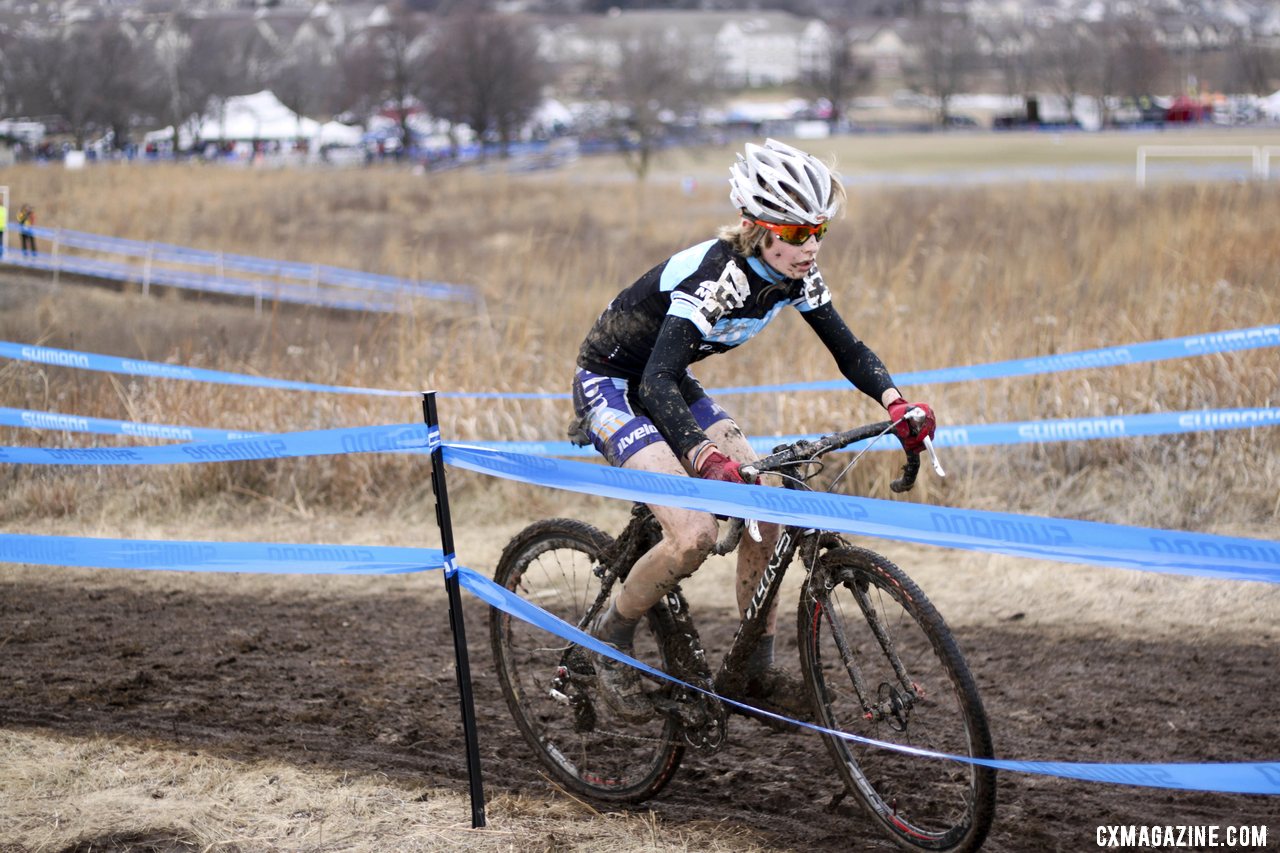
0 730 777 853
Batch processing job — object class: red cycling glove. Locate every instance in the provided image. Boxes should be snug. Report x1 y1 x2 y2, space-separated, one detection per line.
696 450 747 484
886 399 936 454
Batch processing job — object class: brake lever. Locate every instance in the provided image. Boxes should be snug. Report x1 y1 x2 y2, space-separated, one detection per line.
739 466 763 542
905 407 946 479
922 435 945 478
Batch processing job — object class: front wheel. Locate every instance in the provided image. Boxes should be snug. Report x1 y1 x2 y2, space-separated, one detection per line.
489 518 684 803
798 546 996 852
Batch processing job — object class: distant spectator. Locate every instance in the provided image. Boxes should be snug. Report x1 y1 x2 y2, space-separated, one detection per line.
17 204 36 256
0 198 6 258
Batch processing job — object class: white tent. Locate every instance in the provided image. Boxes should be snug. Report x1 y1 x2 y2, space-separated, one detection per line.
198 90 319 142
144 94 362 153
316 120 364 147
1261 90 1280 121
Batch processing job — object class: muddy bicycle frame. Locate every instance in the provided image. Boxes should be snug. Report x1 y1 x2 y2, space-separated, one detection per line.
570 419 924 731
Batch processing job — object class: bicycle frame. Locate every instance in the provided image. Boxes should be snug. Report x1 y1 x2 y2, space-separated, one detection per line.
491 420 995 849
570 420 921 727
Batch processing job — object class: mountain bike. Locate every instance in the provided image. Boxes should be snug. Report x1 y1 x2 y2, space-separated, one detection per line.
489 415 996 852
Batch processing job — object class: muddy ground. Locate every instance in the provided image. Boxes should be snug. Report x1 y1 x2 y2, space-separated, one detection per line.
2 533 1277 852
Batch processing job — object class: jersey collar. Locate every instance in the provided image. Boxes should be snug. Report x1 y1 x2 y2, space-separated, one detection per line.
747 254 790 284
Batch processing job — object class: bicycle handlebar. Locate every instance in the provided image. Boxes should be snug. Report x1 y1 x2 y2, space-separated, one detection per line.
742 420 897 481
711 419 932 555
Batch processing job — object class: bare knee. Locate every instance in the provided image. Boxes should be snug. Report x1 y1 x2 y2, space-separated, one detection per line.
661 517 718 574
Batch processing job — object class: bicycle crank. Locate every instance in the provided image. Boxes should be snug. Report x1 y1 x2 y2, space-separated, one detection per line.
653 690 728 752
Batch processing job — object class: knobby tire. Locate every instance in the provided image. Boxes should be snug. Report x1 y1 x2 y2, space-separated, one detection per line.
798 546 996 852
489 518 684 803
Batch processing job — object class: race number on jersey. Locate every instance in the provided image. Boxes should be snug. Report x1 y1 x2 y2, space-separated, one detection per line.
688 261 750 330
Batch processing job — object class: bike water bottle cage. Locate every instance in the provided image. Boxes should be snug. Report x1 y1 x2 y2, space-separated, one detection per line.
750 218 829 245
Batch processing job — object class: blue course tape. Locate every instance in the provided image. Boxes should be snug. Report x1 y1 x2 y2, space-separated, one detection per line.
7 405 1276 458
459 408 1280 457
431 324 1280 400
441 444 1280 584
458 566 1280 795
0 407 268 442
0 533 443 575
8 406 1278 466
4 422 1277 582
0 423 431 466
924 408 1280 448
6 530 1273 793
0 341 417 397
19 225 481 305
2 253 404 314
717 324 1280 395
4 325 1277 401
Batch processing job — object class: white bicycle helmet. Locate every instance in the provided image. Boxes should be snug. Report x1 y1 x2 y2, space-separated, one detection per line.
728 138 841 225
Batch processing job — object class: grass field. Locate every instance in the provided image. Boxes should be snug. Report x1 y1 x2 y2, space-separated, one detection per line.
2 128 1277 530
1 129 1278 850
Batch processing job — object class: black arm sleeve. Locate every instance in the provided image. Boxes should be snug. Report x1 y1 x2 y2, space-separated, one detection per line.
638 315 710 459
801 302 897 403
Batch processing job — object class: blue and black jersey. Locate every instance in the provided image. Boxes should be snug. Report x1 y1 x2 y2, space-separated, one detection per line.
577 238 896 458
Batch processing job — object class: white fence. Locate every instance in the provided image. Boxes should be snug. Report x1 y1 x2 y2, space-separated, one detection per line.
0 224 481 315
1136 145 1280 186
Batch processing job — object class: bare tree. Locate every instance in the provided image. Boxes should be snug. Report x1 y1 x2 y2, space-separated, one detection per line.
146 16 239 153
88 23 154 151
1038 21 1096 125
802 24 873 131
11 22 148 148
1223 26 1279 95
1096 13 1169 105
341 2 428 157
587 34 703 180
419 12 549 159
265 34 341 147
988 24 1035 100
1 31 42 122
0 29 23 120
12 28 100 147
905 5 980 125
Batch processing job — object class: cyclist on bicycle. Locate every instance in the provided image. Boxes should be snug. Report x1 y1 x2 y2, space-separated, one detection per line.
572 138 936 722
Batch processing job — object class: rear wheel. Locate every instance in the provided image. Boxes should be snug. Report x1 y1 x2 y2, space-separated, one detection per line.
798 546 996 852
489 518 684 803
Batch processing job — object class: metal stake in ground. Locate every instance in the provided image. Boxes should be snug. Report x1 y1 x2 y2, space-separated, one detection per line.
422 390 486 828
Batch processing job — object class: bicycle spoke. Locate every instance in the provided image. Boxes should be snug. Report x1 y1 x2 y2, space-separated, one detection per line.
491 519 684 802
800 547 995 852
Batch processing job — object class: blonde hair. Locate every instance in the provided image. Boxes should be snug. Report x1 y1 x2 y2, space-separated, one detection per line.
717 220 772 256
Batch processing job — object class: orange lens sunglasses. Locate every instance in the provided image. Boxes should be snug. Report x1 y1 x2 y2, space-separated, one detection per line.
752 218 829 245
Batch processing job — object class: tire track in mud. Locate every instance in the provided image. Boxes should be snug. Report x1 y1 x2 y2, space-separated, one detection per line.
1 573 1275 851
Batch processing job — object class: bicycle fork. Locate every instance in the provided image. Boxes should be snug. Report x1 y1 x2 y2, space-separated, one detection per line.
814 567 922 730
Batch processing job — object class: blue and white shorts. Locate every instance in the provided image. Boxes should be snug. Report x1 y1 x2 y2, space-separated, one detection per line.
571 367 731 467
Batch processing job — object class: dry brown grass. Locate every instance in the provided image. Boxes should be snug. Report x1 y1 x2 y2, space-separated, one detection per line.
2 144 1276 534
0 142 1278 849
0 728 770 852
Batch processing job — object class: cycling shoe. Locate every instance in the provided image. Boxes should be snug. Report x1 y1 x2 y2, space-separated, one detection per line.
593 645 657 723
720 666 815 726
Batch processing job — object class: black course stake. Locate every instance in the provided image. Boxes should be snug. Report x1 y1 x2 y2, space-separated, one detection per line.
422 391 486 828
